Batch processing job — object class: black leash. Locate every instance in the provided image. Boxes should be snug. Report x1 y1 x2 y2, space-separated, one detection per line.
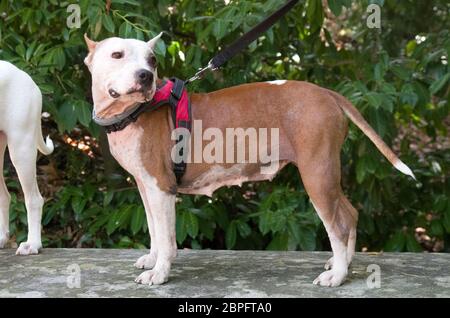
185 0 300 84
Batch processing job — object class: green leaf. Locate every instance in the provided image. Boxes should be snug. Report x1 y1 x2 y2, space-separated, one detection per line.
76 100 92 127
102 14 115 33
266 232 289 250
328 0 343 16
58 101 77 132
288 222 301 244
176 211 188 244
225 221 237 249
53 47 66 70
106 207 132 235
167 41 180 58
298 227 316 251
199 219 215 241
154 38 166 57
186 212 199 238
236 221 251 238
430 220 444 237
71 197 87 215
405 234 422 252
391 65 411 80
430 73 450 95
130 206 145 235
306 0 324 31
401 84 418 106
384 231 405 252
405 40 416 56
103 191 114 207
356 157 367 184
106 211 120 235
258 210 272 235
112 0 140 5
366 92 383 109
425 49 445 64
213 19 227 40
373 63 384 81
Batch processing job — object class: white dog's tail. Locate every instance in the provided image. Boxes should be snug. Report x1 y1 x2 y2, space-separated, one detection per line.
328 90 416 180
36 121 54 155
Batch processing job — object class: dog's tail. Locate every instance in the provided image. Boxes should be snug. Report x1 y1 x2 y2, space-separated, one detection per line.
329 90 416 180
36 119 54 155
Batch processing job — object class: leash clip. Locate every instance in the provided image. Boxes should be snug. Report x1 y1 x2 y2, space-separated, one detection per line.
185 61 217 84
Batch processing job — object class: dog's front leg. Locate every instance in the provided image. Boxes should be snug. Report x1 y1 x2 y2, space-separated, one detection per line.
134 178 158 269
135 176 177 285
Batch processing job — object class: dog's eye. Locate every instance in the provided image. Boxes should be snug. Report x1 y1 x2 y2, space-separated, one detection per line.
111 51 124 59
148 55 157 68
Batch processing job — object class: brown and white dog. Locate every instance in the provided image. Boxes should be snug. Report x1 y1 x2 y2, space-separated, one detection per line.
84 33 415 287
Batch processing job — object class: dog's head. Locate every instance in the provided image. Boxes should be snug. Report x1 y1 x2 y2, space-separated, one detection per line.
84 33 162 119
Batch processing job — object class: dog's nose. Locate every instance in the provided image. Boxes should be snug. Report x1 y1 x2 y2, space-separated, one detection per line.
136 69 153 86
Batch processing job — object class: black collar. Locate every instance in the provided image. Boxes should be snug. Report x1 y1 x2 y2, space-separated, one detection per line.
92 78 185 134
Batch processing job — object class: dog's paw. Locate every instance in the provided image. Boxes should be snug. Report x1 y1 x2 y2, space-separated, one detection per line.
135 268 169 286
134 253 157 269
15 241 41 255
324 257 334 270
0 232 9 248
313 269 347 287
324 256 353 270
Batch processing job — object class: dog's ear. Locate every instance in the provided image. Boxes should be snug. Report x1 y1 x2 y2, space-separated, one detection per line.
84 33 97 53
84 33 98 68
148 32 163 50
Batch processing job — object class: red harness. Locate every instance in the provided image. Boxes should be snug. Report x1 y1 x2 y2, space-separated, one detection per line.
150 78 191 130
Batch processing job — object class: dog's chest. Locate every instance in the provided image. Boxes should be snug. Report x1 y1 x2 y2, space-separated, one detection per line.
107 125 146 177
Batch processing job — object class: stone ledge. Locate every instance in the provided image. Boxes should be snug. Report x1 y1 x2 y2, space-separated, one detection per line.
0 249 449 298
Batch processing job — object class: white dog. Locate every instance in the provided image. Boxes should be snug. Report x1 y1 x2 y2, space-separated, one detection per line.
0 61 54 255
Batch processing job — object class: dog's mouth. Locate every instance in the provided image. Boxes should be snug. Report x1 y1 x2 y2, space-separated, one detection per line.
108 86 153 101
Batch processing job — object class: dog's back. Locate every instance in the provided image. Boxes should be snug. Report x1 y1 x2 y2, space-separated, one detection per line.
0 61 43 131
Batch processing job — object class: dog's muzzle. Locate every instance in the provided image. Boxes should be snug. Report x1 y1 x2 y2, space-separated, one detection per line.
136 69 153 87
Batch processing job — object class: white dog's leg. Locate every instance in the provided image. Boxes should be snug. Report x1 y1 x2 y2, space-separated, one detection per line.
313 234 348 287
0 132 10 248
8 136 43 255
134 178 158 269
324 227 356 270
135 175 176 285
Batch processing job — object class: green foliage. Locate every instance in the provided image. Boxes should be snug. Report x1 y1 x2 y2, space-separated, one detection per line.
1 0 449 252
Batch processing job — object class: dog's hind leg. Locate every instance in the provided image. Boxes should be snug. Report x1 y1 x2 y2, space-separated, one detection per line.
291 121 358 286
8 134 43 255
297 151 358 286
324 195 358 269
299 156 358 287
134 178 158 270
323 195 357 270
0 132 10 248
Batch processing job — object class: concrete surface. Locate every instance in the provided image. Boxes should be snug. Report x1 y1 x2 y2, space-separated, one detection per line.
0 249 449 298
